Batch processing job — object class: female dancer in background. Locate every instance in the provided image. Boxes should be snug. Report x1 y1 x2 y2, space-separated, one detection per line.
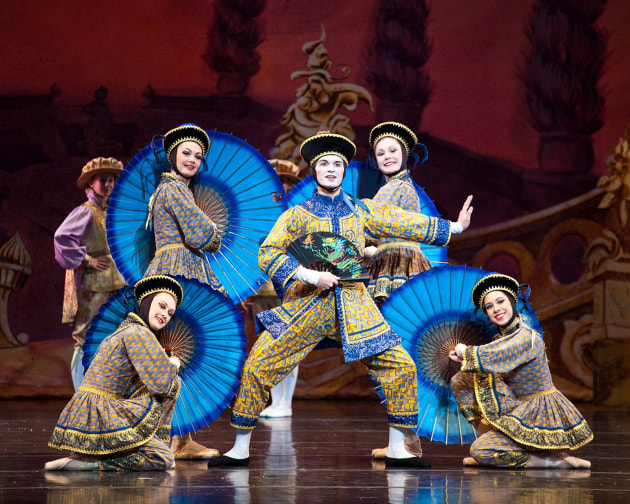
366 122 473 460
143 123 224 459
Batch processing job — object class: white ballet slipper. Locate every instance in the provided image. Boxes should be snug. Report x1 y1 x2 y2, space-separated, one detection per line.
260 405 292 418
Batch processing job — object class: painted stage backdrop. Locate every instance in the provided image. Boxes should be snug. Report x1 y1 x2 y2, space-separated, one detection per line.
1 0 630 405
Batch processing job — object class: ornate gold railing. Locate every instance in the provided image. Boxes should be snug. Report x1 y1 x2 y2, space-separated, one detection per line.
450 125 630 406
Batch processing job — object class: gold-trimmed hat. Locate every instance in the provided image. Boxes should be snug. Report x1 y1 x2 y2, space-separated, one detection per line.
300 132 356 167
134 275 184 307
163 123 210 159
77 157 124 189
369 121 418 154
471 273 519 310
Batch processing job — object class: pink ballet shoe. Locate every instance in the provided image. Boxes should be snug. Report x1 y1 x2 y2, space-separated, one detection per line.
44 456 98 471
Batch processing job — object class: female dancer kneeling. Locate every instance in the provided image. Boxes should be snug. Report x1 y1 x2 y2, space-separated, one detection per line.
45 275 184 471
449 273 593 469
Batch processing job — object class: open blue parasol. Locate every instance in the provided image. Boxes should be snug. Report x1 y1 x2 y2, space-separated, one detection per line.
284 161 447 265
83 277 246 436
379 264 542 445
106 130 287 304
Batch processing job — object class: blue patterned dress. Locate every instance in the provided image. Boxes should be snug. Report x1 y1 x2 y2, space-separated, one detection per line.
230 190 452 430
48 314 181 470
145 173 224 295
451 320 593 468
368 171 432 302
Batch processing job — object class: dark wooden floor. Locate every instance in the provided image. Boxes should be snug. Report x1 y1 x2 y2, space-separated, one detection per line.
0 398 627 503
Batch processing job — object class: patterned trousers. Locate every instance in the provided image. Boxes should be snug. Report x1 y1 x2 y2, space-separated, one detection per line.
230 296 418 429
452 372 530 468
470 430 530 468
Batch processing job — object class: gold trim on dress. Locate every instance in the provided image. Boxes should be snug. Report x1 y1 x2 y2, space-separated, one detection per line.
49 399 165 455
516 387 557 401
376 241 423 252
78 385 123 401
156 243 187 255
473 372 594 450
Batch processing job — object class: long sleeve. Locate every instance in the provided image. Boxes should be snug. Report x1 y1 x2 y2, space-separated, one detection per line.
258 208 303 289
54 204 93 269
124 327 180 398
157 181 220 251
362 199 451 247
461 327 542 375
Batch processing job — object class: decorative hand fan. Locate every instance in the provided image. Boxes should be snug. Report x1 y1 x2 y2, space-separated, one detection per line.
83 277 246 436
284 161 447 265
106 130 287 304
287 231 369 282
379 264 542 445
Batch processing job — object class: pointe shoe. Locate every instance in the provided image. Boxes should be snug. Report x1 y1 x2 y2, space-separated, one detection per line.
463 457 480 466
44 456 98 471
259 405 292 418
172 435 220 460
558 454 591 469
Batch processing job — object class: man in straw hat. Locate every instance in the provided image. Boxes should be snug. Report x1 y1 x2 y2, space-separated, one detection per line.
208 132 473 468
54 157 126 390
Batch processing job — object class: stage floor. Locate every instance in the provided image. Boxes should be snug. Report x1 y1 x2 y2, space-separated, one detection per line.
0 399 627 503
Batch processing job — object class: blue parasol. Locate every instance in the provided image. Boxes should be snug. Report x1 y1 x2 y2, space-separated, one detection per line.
284 161 447 265
83 277 246 436
106 130 287 304
379 264 542 445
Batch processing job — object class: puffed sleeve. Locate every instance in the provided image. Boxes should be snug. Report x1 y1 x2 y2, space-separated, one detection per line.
54 204 93 269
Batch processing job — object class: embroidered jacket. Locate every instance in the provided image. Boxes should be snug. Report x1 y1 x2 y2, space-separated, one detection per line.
457 323 593 450
256 190 451 361
145 173 223 292
372 171 422 245
48 314 180 455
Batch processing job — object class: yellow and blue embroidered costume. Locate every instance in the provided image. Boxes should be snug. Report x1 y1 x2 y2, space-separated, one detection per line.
451 321 593 468
48 313 181 471
145 173 224 294
230 188 452 430
368 171 431 302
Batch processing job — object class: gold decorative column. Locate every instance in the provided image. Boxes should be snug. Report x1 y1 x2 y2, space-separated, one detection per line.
0 232 31 347
586 124 630 405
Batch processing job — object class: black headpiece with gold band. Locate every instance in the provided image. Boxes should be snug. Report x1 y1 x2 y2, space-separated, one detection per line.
163 124 210 159
300 132 356 167
134 275 184 307
471 273 519 310
369 121 418 154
